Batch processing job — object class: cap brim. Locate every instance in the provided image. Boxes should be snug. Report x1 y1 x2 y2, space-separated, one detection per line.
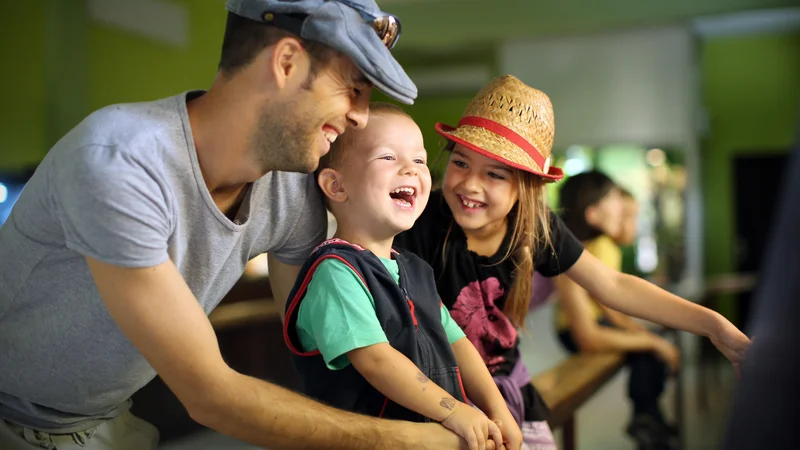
435 123 564 181
303 3 417 105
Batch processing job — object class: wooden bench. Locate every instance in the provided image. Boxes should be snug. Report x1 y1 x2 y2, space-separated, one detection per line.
532 352 626 450
209 298 279 329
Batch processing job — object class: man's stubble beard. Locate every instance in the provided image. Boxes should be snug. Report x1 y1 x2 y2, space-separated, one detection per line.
251 96 321 174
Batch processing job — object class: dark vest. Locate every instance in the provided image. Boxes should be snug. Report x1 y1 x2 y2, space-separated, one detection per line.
283 239 467 421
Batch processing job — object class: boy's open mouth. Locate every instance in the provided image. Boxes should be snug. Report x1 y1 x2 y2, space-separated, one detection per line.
390 186 416 210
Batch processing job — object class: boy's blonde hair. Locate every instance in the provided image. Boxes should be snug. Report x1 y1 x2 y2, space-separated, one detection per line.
317 102 411 173
316 102 412 209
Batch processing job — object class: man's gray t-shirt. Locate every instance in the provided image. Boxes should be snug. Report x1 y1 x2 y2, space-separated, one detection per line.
0 91 327 432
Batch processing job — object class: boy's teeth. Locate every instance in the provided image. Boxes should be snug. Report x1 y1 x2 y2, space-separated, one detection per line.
391 187 415 195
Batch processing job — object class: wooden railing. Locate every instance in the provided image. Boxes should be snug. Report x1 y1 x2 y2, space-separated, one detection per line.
146 272 755 446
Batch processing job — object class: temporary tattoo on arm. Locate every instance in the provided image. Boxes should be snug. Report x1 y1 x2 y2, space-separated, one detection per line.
440 397 456 411
416 372 430 383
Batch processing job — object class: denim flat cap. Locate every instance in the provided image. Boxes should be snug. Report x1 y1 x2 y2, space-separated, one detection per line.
226 0 417 104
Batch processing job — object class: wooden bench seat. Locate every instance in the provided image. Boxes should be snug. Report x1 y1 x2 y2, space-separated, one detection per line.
532 352 626 450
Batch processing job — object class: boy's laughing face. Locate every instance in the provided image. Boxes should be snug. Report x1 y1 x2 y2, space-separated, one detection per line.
325 113 431 239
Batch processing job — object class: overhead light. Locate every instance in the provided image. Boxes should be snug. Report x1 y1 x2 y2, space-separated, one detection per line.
646 148 666 167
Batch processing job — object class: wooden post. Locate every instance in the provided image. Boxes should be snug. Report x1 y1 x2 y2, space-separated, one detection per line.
562 415 576 450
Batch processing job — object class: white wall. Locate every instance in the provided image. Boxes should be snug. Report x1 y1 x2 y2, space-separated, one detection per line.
499 25 704 295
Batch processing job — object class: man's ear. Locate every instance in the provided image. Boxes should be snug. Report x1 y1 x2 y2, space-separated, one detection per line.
266 37 311 90
318 168 348 204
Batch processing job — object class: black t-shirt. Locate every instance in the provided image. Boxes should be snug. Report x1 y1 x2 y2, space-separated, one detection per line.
394 190 584 420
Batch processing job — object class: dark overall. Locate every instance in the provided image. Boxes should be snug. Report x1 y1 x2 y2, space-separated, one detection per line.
283 239 467 421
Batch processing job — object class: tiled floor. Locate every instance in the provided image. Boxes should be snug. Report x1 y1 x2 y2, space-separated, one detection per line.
160 300 737 450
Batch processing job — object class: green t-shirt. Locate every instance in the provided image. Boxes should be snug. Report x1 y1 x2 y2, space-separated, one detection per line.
297 256 466 370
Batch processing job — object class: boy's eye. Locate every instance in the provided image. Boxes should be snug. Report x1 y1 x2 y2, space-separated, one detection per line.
381 155 396 161
452 160 467 168
414 158 426 164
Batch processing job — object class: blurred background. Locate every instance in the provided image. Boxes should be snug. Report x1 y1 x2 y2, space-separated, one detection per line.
1 1 798 449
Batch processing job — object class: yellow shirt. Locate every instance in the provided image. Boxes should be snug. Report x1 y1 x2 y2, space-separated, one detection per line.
555 235 622 331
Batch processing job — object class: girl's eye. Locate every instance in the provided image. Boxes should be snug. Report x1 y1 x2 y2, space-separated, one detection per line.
381 155 396 161
452 160 467 168
489 172 506 180
414 158 426 164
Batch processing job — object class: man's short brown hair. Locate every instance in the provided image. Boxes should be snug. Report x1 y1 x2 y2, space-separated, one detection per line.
218 13 339 78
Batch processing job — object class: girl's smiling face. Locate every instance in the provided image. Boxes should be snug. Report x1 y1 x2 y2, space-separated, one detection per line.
442 144 520 237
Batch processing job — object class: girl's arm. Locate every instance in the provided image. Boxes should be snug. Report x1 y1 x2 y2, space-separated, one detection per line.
598 304 648 333
555 274 681 372
450 338 508 416
564 250 750 367
450 338 523 450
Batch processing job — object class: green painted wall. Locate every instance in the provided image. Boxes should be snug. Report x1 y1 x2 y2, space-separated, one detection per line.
0 2 46 170
87 0 225 111
700 32 800 319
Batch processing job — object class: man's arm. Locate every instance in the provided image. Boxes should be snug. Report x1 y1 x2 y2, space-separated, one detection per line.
85 256 478 450
267 253 303 322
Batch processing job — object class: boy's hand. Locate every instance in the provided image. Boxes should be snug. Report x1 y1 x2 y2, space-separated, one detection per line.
441 400 503 450
491 418 522 450
651 336 681 374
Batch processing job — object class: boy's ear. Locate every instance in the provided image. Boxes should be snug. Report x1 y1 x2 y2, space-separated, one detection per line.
318 168 348 204
584 204 600 228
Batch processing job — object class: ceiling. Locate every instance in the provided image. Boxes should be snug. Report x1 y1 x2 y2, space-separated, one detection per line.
377 0 798 51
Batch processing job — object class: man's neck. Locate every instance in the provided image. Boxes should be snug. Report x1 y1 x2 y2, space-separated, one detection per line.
186 78 268 197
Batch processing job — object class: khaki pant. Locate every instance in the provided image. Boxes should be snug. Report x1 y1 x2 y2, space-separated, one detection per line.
0 411 159 450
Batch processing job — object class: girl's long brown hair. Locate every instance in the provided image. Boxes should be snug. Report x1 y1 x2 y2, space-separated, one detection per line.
503 171 553 328
437 150 553 329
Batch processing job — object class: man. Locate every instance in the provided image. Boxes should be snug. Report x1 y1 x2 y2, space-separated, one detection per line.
722 134 799 449
0 1 496 449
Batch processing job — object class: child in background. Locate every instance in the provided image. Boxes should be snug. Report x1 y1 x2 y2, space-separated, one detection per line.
283 102 521 450
554 171 679 450
394 75 749 450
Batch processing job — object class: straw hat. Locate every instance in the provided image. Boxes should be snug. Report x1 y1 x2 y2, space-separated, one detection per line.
435 75 563 181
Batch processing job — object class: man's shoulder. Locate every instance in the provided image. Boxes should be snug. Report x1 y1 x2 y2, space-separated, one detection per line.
258 170 322 207
76 93 188 152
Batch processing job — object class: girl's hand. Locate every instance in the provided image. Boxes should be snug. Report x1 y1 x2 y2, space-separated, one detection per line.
491 417 522 450
709 314 751 376
441 401 504 450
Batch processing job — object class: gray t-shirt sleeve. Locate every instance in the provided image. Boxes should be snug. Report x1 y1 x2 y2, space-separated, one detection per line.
53 145 173 268
270 177 327 266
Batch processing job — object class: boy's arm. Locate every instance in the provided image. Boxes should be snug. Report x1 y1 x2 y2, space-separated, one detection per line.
348 343 462 422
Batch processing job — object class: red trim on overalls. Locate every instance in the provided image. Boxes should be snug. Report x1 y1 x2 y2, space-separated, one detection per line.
407 300 419 327
283 242 368 356
456 367 469 404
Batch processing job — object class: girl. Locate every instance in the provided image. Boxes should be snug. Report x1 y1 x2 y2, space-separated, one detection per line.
394 75 750 449
555 171 679 450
